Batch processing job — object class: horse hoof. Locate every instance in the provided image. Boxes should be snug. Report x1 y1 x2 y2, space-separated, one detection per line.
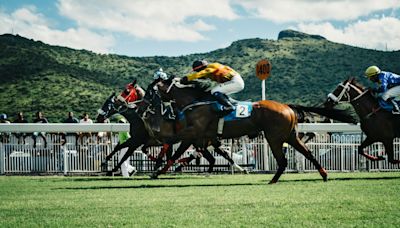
318 168 328 182
150 173 159 179
268 180 277 184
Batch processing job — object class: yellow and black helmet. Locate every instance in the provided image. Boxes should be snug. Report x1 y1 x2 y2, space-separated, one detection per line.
365 66 381 78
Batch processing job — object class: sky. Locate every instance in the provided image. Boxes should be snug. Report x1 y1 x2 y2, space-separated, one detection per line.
0 0 400 57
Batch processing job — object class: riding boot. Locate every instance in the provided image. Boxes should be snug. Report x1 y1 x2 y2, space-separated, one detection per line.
390 99 400 114
213 92 234 115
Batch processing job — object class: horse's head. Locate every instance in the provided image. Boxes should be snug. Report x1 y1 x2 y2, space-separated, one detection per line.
136 82 164 117
156 76 178 102
323 78 366 108
96 93 126 122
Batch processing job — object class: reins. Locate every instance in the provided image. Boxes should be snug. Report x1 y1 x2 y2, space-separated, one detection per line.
161 78 212 114
331 80 381 119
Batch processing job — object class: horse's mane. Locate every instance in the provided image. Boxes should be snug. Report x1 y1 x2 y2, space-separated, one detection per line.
165 76 212 98
349 77 366 91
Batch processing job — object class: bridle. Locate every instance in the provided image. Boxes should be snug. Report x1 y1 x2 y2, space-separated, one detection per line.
327 80 366 104
327 80 380 119
97 96 131 118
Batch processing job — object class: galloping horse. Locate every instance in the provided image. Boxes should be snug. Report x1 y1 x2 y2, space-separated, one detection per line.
97 91 246 174
154 77 356 183
324 78 400 164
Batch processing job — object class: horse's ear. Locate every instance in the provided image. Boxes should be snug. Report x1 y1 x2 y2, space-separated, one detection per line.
109 92 116 99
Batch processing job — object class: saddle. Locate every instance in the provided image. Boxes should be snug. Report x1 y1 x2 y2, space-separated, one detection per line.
378 98 400 114
213 101 253 121
176 98 253 121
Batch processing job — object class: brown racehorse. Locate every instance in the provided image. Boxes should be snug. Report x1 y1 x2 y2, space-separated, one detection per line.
97 91 246 175
155 78 356 183
324 78 400 164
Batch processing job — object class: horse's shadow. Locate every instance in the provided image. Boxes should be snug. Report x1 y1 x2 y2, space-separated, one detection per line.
56 175 400 190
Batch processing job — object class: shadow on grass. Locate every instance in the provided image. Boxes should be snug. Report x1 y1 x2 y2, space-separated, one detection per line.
51 175 217 182
59 182 266 190
278 175 400 183
55 174 400 190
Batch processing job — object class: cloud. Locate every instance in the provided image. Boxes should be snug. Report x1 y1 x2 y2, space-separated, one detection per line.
0 6 114 53
57 0 238 42
295 17 400 50
234 0 400 23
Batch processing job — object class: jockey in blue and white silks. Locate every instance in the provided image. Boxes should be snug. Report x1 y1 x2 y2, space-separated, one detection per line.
365 66 400 114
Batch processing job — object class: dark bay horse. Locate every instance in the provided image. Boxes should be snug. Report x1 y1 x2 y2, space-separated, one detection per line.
96 93 246 174
155 78 356 183
324 78 400 164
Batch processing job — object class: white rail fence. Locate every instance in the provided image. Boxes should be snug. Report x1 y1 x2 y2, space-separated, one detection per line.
0 123 399 175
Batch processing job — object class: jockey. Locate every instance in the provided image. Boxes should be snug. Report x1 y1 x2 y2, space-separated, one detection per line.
118 78 145 108
365 66 400 114
182 60 245 113
153 68 169 81
152 68 176 120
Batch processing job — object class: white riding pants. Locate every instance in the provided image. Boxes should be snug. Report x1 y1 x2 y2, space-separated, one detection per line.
210 74 245 95
382 85 400 101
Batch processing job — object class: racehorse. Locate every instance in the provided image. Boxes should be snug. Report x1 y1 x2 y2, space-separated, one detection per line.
324 78 400 164
154 77 356 183
96 92 246 175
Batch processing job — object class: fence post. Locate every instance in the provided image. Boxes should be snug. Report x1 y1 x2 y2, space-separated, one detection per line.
63 145 68 175
262 133 269 171
230 139 234 175
0 143 4 175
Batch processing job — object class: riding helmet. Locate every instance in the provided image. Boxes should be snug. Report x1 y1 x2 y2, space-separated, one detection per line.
153 68 168 80
192 60 208 72
365 66 381 78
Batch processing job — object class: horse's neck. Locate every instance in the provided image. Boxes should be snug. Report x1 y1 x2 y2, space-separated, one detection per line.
121 108 141 123
350 92 379 117
172 88 210 109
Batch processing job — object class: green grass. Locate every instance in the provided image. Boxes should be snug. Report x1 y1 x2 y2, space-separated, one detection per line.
1 172 400 227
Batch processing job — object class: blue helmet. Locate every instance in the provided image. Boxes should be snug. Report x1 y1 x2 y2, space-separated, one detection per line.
0 113 7 120
153 68 169 80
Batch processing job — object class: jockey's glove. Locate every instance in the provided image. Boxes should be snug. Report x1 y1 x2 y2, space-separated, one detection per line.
181 76 189 84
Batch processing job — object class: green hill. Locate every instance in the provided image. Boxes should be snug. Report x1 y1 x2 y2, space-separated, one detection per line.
1 30 399 122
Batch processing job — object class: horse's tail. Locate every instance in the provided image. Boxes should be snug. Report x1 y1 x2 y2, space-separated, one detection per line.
289 104 358 124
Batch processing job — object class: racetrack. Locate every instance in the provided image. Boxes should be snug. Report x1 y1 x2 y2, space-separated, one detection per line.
1 172 400 227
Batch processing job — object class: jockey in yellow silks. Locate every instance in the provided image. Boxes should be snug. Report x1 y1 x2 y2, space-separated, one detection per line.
182 60 245 113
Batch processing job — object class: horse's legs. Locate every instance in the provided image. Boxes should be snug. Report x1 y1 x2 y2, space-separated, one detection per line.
175 154 196 172
152 141 192 178
141 146 157 161
153 144 172 170
102 140 129 172
201 148 215 173
358 137 384 161
213 144 246 173
111 141 142 173
266 139 287 184
166 144 173 160
383 140 400 164
105 139 131 161
287 133 327 182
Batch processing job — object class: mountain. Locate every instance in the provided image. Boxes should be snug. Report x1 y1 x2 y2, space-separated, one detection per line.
1 30 399 122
